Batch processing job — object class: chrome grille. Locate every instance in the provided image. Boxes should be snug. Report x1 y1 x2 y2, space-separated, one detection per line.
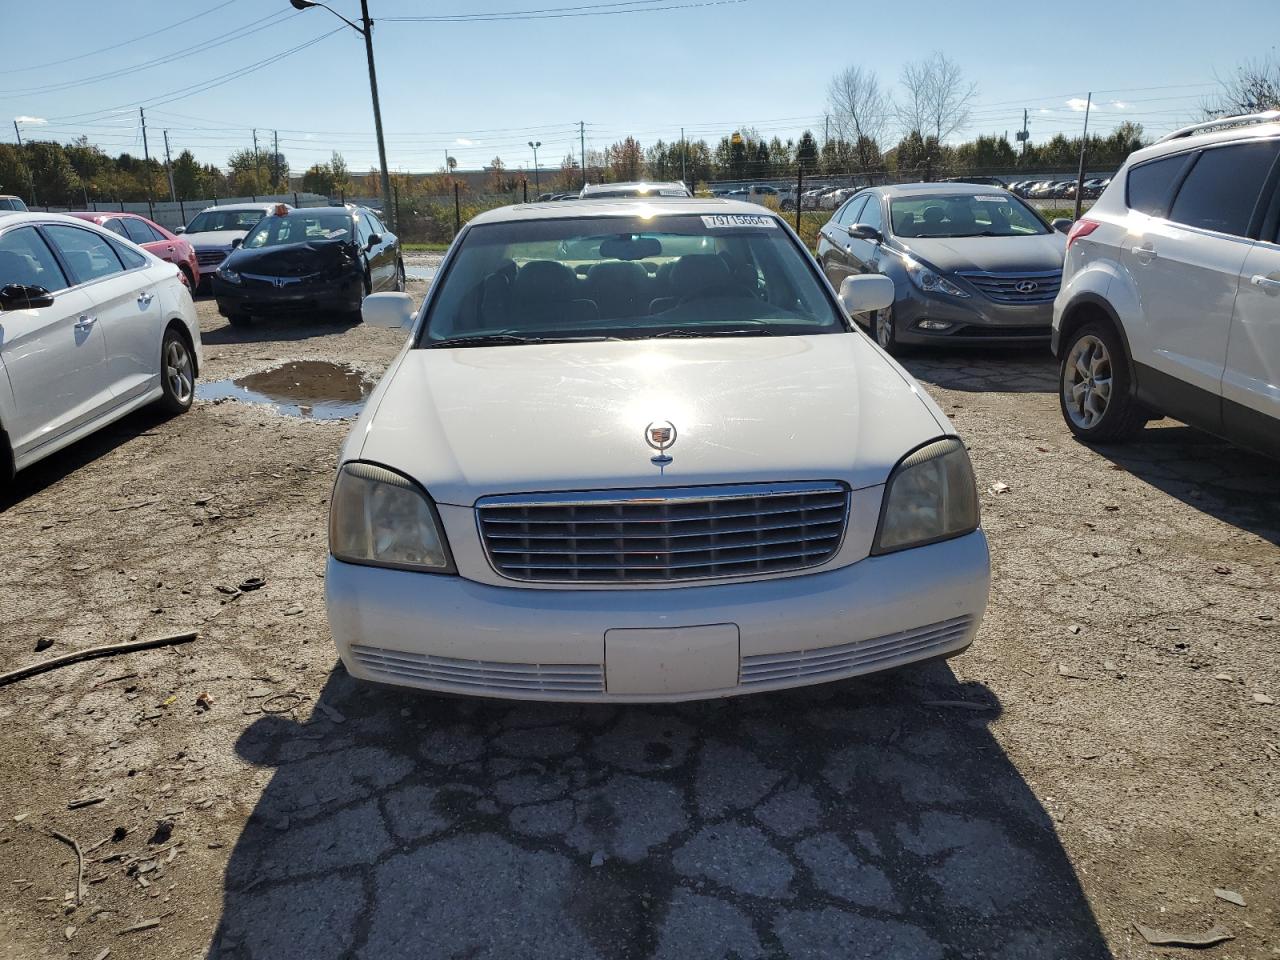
740 616 973 686
196 249 227 267
477 482 849 583
350 644 604 693
957 269 1061 303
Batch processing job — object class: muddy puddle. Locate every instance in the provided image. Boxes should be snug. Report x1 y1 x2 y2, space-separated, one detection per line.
404 264 437 282
197 360 376 419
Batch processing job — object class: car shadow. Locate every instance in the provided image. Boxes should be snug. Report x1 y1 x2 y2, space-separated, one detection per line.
207 662 1111 959
898 346 1056 394
200 313 363 346
0 405 174 512
1090 422 1280 545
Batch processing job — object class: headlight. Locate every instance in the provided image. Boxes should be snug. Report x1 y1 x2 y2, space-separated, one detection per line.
904 258 968 298
329 462 454 573
217 266 241 284
874 438 979 554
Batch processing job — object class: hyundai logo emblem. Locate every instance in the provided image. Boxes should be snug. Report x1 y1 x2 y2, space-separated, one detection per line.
1014 280 1039 294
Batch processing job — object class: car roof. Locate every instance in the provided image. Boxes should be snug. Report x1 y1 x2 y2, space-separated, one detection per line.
196 202 281 213
1128 116 1280 166
869 182 1015 198
468 197 783 226
0 211 124 230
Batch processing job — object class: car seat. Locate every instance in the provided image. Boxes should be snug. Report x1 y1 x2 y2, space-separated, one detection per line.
583 260 649 319
510 260 597 328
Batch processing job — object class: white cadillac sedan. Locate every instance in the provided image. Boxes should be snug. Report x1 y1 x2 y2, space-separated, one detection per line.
326 199 989 702
0 212 201 478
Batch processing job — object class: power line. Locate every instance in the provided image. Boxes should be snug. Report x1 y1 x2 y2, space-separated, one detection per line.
0 9 300 98
383 0 747 22
0 0 243 75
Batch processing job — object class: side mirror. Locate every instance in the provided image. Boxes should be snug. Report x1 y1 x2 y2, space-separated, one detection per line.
1051 218 1073 234
847 223 882 243
838 274 895 316
362 291 415 329
0 283 54 310
230 237 243 249
366 233 382 250
173 226 185 234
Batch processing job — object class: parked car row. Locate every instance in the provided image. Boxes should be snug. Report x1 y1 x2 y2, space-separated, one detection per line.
814 111 1279 459
1008 177 1112 200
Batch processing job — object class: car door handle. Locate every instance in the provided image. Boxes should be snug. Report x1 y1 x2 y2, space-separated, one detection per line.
137 291 154 306
74 315 97 331
1250 274 1280 292
1133 243 1157 262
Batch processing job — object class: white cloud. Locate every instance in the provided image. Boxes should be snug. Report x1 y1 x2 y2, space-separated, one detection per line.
454 137 473 146
1109 100 1128 110
14 115 47 124
1067 98 1093 112
1038 108 1052 115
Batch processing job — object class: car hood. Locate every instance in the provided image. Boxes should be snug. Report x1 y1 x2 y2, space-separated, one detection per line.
224 240 359 277
187 230 250 250
896 232 1066 274
352 334 948 506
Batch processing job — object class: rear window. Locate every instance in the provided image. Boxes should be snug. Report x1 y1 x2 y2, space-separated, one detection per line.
185 209 266 233
1168 140 1280 237
422 214 842 346
1125 154 1191 217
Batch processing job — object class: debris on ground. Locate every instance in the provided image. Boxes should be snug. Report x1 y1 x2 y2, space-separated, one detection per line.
1251 693 1274 705
238 577 266 592
1132 923 1234 948
48 829 85 906
0 632 198 687
1213 888 1246 907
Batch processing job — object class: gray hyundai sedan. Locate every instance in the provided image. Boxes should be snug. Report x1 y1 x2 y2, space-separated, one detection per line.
815 183 1069 353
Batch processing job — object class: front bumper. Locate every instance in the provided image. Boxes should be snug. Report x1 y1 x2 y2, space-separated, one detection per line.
893 287 1052 346
325 530 990 703
212 273 362 316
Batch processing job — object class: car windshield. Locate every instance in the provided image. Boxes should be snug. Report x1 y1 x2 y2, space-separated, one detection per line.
242 212 354 249
890 193 1049 238
184 209 267 233
421 213 843 346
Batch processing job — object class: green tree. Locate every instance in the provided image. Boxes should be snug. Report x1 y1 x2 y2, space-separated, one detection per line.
795 131 820 174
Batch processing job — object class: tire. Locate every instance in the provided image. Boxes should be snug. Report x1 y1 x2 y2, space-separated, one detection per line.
1058 320 1147 443
226 312 250 328
179 265 195 292
873 305 901 355
394 260 407 293
158 327 195 415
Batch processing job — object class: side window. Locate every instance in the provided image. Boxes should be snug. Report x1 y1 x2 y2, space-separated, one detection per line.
103 218 130 239
109 239 148 270
42 224 125 285
859 195 884 232
1125 153 1191 217
123 218 159 244
1168 140 1280 238
354 216 371 247
365 211 386 235
835 195 868 226
0 227 69 292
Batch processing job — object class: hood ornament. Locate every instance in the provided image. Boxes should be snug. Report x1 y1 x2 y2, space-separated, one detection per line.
645 421 677 470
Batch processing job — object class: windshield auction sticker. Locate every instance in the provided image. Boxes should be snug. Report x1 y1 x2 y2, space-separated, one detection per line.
701 214 777 229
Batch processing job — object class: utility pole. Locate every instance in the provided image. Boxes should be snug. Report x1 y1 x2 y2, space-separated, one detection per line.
273 129 280 193
579 121 586 190
140 107 155 219
824 114 829 146
1017 108 1029 156
163 130 177 201
528 141 541 194
252 127 261 189
13 120 36 205
1073 92 1092 221
681 126 686 185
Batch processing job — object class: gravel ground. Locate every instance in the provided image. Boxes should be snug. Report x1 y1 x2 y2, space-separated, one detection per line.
0 287 1276 960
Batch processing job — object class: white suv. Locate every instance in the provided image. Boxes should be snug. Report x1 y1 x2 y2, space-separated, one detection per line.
1053 111 1280 458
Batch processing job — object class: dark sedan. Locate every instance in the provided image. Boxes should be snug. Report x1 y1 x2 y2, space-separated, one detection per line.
211 205 403 327
816 183 1068 353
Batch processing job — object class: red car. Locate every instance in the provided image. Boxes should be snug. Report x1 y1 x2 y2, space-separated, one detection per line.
66 211 200 290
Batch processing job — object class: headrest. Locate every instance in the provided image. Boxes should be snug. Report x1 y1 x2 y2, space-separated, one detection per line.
586 260 647 287
669 254 731 298
922 205 946 224
512 260 577 302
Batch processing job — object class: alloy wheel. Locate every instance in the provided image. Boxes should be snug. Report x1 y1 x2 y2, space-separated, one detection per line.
1062 334 1112 429
166 338 194 404
876 308 893 349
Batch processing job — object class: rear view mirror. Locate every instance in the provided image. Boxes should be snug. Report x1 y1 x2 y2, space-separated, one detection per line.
0 283 54 310
173 226 185 234
838 275 895 316
231 237 243 249
1051 218 1073 234
847 223 882 243
599 235 662 260
362 291 415 329
367 233 382 250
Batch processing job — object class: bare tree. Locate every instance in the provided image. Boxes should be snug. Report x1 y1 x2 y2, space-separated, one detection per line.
826 65 891 171
896 51 977 143
1204 55 1280 116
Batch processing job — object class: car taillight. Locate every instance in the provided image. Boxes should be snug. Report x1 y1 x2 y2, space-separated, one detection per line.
1066 218 1100 250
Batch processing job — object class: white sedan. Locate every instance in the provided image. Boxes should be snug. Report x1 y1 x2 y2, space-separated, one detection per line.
0 212 201 478
326 199 989 702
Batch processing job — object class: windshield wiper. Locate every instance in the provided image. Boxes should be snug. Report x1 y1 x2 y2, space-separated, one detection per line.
429 333 620 348
645 327 777 339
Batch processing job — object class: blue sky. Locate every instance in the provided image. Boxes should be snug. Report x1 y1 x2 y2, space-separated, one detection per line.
3 0 1275 174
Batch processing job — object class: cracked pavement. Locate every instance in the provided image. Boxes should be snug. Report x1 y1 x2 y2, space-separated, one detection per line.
0 294 1276 959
